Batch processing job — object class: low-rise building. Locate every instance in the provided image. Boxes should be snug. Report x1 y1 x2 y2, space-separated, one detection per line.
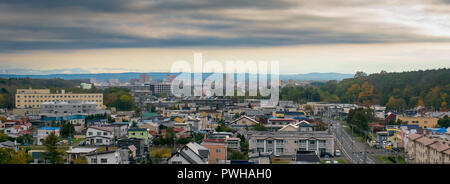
36 127 60 145
167 142 209 164
397 116 439 128
248 130 334 157
85 127 114 146
85 150 122 164
66 147 97 163
128 128 151 145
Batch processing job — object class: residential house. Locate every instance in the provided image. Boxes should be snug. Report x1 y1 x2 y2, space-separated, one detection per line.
231 116 260 129
201 141 228 164
66 147 97 163
85 150 124 164
85 126 114 146
36 127 60 145
167 142 209 164
128 128 152 145
117 138 147 163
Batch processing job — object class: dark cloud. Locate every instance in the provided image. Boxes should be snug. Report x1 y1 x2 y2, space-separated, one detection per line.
0 0 449 52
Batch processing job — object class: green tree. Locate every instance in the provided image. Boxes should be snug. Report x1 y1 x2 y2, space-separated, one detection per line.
438 115 450 128
229 150 247 160
16 134 34 145
60 122 75 138
10 150 30 164
0 148 31 164
118 94 135 111
0 133 8 142
131 121 138 128
43 132 64 164
252 123 268 131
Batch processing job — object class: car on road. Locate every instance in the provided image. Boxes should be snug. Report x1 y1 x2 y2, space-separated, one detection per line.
335 150 341 157
333 160 339 164
325 160 331 164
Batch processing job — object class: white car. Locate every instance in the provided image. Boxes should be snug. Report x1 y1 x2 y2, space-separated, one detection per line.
325 160 331 164
333 160 339 164
335 150 341 157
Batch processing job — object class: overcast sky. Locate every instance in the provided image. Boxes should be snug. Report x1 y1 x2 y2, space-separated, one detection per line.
0 0 449 75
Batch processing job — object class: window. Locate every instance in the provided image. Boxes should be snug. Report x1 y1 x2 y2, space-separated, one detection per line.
216 149 221 153
96 139 103 143
91 158 97 164
276 148 283 153
101 158 107 163
140 133 144 136
103 132 108 136
172 161 182 164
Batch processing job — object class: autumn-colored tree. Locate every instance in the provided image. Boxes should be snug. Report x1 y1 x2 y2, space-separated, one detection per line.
0 115 7 123
346 84 361 102
386 96 406 112
10 150 30 164
417 99 425 107
73 157 88 164
358 81 374 103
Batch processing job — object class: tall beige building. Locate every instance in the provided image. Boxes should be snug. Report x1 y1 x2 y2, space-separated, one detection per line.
15 88 103 109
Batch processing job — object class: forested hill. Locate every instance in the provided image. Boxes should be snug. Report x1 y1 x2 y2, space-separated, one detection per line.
335 68 449 110
282 68 450 111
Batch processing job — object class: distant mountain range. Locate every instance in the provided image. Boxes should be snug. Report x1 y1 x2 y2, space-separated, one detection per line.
0 72 354 82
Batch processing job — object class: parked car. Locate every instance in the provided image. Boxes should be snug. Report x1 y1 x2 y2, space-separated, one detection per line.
320 152 334 158
335 150 341 157
333 160 339 164
325 160 331 164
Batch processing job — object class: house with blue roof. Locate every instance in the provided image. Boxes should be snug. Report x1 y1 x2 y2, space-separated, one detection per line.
36 127 60 145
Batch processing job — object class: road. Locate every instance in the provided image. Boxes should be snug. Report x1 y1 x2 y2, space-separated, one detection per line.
323 118 376 164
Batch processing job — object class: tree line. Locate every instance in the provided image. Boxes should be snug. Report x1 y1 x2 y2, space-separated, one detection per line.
281 68 450 112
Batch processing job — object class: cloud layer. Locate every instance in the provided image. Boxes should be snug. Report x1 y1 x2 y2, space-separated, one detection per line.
1 0 450 51
0 0 449 74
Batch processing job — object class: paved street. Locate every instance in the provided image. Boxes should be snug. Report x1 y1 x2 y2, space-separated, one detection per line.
323 118 376 164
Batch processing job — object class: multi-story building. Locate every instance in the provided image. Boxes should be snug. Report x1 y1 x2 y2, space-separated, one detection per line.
406 134 450 164
150 83 172 96
248 130 334 157
40 100 100 115
15 88 103 110
397 116 439 129
201 141 227 164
